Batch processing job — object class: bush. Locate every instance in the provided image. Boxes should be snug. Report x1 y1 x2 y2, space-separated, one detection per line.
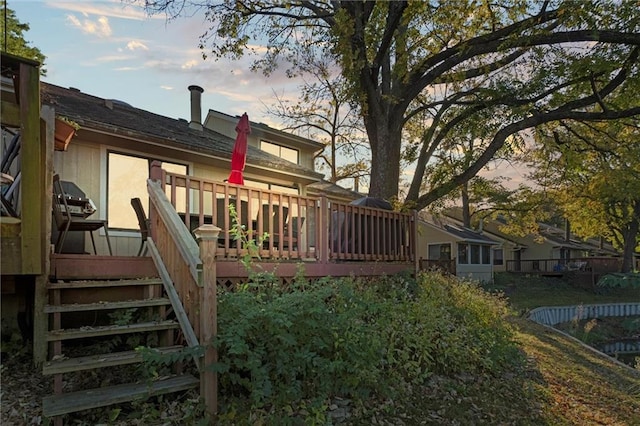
215 277 384 416
213 272 522 421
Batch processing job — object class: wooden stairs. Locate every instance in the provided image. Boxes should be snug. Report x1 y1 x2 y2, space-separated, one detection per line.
43 255 199 422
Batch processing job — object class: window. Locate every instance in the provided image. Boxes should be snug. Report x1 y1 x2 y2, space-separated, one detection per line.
107 152 187 230
428 243 451 260
261 140 299 164
458 243 468 264
482 245 491 265
471 244 480 264
493 248 504 265
459 242 493 265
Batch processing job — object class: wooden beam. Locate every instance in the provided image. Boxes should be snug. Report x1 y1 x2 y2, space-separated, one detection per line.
34 106 55 366
0 220 21 274
18 61 42 274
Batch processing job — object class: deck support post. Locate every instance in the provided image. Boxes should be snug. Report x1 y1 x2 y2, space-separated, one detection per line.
193 225 220 418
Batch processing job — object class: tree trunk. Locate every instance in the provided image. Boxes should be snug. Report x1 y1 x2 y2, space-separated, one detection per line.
461 184 471 228
365 111 402 200
621 199 640 273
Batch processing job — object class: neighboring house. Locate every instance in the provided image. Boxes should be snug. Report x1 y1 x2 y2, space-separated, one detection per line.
417 218 498 283
442 208 629 274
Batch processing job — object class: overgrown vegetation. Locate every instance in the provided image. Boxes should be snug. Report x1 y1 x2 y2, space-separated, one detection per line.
211 272 522 423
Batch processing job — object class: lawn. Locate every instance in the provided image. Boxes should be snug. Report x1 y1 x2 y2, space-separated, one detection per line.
488 272 640 312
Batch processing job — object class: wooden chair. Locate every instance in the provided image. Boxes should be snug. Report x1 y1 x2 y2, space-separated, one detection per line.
130 197 150 256
52 174 112 255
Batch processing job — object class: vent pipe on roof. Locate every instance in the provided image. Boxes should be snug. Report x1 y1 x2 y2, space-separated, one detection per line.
188 85 204 131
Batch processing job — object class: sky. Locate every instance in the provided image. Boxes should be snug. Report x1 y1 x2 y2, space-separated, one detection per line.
11 0 299 126
9 0 529 192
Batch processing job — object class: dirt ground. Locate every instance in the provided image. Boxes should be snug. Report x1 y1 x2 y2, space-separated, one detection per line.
1 349 51 425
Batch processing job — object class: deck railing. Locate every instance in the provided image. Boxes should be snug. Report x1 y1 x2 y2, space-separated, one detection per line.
505 257 623 274
156 166 416 264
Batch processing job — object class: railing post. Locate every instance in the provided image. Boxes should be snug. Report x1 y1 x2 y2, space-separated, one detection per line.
193 224 220 418
319 196 329 264
149 161 164 241
413 210 419 277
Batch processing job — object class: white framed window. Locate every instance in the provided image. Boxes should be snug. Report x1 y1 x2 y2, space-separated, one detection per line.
459 243 493 265
260 140 299 164
458 243 469 264
493 248 504 265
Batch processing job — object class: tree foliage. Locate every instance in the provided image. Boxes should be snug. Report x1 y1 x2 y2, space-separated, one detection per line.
141 0 640 208
528 116 640 272
0 1 46 74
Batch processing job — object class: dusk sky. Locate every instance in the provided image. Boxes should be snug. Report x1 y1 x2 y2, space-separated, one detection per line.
10 0 528 190
11 0 300 126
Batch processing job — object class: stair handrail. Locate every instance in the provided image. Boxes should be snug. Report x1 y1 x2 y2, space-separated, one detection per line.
147 175 218 415
147 179 203 285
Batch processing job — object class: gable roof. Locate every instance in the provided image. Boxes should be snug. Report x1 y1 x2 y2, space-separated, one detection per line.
41 82 324 181
205 109 325 154
421 217 498 244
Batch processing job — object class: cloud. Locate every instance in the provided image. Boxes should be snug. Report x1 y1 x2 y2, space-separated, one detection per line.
161 86 174 91
114 67 142 71
96 55 131 63
45 0 157 21
127 40 149 51
181 60 199 70
66 14 112 38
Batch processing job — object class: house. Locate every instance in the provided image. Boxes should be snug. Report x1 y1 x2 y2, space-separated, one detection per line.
442 208 627 275
417 217 498 283
1 52 419 421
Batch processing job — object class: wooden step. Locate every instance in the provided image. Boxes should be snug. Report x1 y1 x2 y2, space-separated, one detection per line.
50 254 158 280
47 320 179 341
43 345 185 375
44 297 171 313
42 374 199 417
47 278 162 289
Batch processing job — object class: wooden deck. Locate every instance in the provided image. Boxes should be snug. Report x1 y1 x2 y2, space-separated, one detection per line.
50 253 415 287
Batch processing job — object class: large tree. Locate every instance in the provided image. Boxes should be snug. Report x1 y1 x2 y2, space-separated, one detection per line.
0 0 46 74
141 0 640 207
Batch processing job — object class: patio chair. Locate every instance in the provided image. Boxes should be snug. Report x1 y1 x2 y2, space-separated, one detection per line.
262 204 289 248
215 198 249 245
52 174 112 255
130 197 149 256
283 216 305 250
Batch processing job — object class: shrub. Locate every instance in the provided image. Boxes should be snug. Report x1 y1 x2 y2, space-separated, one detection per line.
213 271 522 420
214 277 384 415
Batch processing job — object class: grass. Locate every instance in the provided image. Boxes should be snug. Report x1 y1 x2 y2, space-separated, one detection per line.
316 274 640 425
487 272 640 312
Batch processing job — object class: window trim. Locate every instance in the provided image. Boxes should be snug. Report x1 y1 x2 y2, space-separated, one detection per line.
260 139 299 164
